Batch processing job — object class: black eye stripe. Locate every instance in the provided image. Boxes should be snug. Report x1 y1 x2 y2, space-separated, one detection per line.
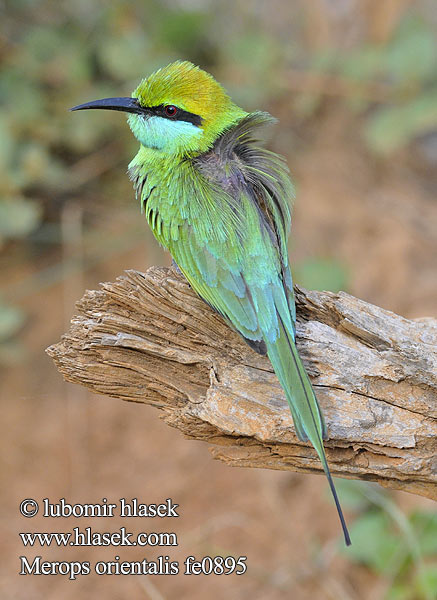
147 104 202 127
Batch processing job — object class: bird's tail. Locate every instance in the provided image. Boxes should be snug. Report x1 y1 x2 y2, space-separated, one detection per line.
266 313 351 546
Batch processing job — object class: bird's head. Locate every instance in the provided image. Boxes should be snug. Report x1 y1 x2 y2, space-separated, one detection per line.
71 61 247 156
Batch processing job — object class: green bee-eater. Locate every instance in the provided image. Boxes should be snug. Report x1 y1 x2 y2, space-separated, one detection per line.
71 61 351 546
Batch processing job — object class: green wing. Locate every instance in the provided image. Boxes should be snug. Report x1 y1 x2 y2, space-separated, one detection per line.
133 112 350 545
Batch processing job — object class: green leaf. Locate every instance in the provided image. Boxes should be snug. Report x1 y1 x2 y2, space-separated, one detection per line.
414 565 437 599
344 512 400 573
310 48 339 73
0 114 15 169
156 10 208 56
385 16 437 84
0 198 42 241
340 46 383 82
365 90 437 154
409 511 437 557
384 584 411 600
294 258 348 292
0 304 26 341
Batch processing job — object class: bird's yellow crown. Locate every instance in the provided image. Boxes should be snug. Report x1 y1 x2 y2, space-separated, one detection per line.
132 61 247 153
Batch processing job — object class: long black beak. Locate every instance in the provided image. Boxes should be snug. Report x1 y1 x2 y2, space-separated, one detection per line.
70 97 143 114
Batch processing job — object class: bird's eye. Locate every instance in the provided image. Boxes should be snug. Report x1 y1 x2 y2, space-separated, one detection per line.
164 105 178 117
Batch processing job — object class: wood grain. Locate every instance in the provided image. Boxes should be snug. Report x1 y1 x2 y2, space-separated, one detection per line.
47 267 437 500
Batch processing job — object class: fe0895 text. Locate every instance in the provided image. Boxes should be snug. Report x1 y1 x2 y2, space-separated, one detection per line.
184 555 247 575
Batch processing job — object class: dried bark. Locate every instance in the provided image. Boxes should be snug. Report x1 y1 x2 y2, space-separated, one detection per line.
47 267 437 500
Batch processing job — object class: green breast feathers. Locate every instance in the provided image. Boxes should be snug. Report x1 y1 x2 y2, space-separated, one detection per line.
128 112 296 348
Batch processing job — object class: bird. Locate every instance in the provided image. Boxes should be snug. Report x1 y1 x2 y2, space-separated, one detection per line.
71 60 351 546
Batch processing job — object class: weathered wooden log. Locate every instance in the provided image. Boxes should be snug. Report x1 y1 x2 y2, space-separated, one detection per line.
47 266 437 500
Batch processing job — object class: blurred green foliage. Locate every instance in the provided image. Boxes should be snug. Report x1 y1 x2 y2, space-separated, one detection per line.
0 303 25 340
303 14 437 153
0 303 26 364
293 258 348 293
342 15 437 154
2 1 437 248
338 481 437 600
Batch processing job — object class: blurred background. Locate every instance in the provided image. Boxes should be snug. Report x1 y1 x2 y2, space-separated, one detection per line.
1 0 436 598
